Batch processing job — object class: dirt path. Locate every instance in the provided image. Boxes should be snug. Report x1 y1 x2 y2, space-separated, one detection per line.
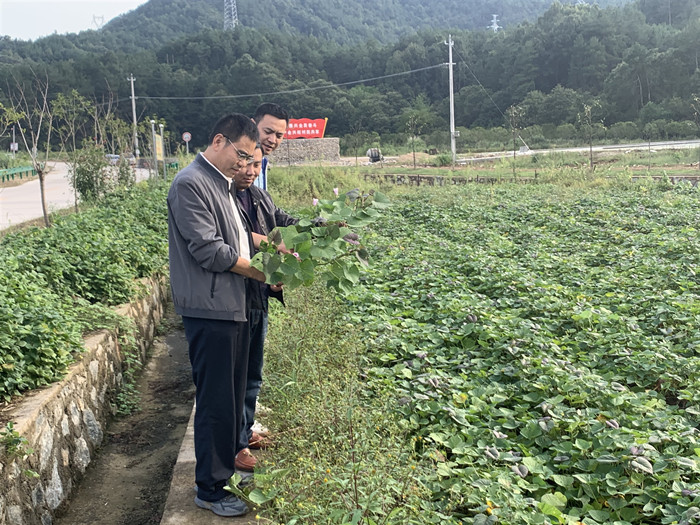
54 307 195 525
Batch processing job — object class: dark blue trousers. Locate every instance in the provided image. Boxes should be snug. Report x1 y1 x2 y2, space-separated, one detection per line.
182 316 250 502
237 308 268 453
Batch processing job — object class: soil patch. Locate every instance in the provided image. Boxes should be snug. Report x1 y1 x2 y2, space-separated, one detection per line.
54 306 194 525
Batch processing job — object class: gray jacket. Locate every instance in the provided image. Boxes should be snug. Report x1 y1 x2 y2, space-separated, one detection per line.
167 153 254 321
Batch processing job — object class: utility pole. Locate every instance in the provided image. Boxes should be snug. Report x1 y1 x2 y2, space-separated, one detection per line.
150 119 157 179
444 34 457 165
128 74 139 158
159 123 166 179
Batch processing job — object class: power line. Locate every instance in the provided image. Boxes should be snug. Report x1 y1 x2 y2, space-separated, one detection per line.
130 64 445 102
453 47 508 123
453 47 529 149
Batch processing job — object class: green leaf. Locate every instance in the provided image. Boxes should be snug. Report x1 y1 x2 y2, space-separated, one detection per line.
279 261 299 276
291 232 312 245
310 245 338 259
521 422 542 440
539 502 564 521
522 456 542 472
587 509 611 522
551 474 574 488
607 495 628 511
676 457 697 469
343 264 360 284
631 457 654 475
247 488 274 504
371 191 392 208
268 228 283 245
541 491 567 510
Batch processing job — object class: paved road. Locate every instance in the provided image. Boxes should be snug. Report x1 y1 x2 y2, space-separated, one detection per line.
0 162 152 231
458 139 700 164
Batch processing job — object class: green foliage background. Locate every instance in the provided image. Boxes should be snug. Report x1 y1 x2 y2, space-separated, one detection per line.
0 182 169 401
344 181 700 523
238 171 700 524
2 0 700 156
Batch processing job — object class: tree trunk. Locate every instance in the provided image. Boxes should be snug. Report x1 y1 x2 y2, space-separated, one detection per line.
38 170 50 227
411 136 416 169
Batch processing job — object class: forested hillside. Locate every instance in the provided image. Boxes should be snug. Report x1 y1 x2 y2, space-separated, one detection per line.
1 0 634 60
1 0 699 153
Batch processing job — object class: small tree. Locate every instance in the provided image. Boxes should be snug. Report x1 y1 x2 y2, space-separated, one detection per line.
506 104 523 177
577 101 603 171
401 104 430 169
0 102 23 142
6 70 54 226
52 90 93 211
345 121 370 167
71 140 110 202
691 95 700 171
642 122 660 171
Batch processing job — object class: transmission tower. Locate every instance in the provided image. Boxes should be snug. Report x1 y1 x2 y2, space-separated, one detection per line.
489 14 501 32
224 0 238 30
92 15 105 30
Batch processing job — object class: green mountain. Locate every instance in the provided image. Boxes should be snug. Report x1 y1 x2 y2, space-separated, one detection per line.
2 0 698 153
2 0 635 61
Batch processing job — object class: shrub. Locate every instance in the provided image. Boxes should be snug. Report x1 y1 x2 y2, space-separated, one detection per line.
69 142 111 201
0 181 169 400
607 121 639 141
665 120 696 139
432 153 453 167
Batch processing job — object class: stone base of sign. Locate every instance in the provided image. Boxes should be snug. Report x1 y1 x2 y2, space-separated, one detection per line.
268 137 340 166
0 276 168 525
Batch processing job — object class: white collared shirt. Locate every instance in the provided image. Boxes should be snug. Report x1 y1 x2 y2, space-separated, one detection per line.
200 154 251 261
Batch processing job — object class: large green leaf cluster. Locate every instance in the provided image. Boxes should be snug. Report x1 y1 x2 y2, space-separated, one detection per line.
348 182 700 523
0 182 169 401
251 189 390 293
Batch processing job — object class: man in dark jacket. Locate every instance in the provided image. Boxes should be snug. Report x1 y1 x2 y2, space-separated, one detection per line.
168 114 277 517
232 144 298 471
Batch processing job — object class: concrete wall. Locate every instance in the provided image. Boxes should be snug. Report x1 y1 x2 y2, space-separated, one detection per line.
268 137 340 166
0 276 168 525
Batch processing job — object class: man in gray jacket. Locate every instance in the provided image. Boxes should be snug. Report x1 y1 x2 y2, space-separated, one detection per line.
167 113 272 517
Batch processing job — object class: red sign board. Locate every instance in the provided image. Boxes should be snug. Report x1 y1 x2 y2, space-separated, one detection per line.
285 118 328 139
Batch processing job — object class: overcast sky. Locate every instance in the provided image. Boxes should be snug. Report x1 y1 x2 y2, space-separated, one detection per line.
0 0 147 41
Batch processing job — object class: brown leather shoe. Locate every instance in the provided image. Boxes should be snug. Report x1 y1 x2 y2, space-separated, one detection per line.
234 448 256 472
248 431 272 450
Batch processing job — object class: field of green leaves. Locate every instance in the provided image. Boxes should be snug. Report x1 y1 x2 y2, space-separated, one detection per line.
343 180 700 524
0 182 169 401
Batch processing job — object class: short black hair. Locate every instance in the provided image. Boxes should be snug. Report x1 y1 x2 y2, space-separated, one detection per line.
208 113 258 144
253 103 290 124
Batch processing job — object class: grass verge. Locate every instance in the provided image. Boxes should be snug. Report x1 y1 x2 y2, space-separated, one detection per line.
239 283 449 524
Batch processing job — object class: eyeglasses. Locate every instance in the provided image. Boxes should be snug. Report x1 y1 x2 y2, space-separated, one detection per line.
222 135 254 163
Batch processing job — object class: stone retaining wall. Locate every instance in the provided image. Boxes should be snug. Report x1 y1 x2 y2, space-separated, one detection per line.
0 276 169 525
268 137 340 166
